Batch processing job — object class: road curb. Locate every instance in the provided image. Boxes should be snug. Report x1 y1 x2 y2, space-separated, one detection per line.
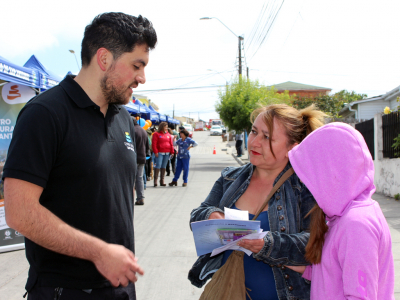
232 153 245 166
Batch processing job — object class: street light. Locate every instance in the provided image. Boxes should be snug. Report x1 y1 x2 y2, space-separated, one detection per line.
68 50 80 71
200 17 244 77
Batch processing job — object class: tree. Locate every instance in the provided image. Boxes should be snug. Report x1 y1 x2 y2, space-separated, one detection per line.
215 78 293 132
292 90 367 117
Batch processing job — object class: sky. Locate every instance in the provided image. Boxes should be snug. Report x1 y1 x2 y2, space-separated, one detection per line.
1 0 399 121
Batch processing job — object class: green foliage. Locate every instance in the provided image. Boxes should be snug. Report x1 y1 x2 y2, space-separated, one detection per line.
215 78 292 132
392 133 400 157
292 90 367 117
394 193 400 201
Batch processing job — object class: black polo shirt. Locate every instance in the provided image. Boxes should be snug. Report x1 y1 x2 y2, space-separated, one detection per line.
3 75 137 289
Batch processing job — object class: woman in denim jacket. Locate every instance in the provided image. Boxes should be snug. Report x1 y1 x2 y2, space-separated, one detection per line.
189 104 326 300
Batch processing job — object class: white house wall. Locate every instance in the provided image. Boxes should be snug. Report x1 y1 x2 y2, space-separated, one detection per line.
358 100 389 120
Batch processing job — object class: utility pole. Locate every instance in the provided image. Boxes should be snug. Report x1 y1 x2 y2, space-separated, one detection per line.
247 67 249 79
173 104 175 118
238 36 244 77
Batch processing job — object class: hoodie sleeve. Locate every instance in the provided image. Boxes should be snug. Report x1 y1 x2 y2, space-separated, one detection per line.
337 217 381 299
253 182 314 265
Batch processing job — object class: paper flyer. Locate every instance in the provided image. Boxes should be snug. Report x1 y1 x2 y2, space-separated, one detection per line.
191 219 261 256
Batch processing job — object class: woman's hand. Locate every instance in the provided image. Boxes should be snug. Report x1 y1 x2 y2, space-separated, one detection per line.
208 212 224 219
187 146 192 150
237 239 264 254
285 265 306 274
155 153 158 158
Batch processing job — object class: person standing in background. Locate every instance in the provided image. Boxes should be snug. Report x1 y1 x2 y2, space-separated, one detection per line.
235 131 244 157
133 115 149 205
169 129 198 187
166 127 177 176
152 122 173 187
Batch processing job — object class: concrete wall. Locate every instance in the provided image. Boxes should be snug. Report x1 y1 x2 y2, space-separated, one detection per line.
374 158 400 196
373 112 400 196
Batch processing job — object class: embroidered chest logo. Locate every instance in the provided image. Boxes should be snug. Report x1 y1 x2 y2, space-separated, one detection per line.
124 132 135 152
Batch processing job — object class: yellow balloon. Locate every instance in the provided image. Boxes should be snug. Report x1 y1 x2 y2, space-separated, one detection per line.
143 123 150 130
146 120 152 127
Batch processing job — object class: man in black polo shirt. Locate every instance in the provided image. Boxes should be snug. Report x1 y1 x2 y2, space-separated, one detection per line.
3 13 157 300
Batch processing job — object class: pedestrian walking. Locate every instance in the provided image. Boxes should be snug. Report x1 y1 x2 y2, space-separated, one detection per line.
287 122 395 299
189 104 326 299
235 131 244 157
3 12 157 300
152 122 174 187
133 115 150 205
168 129 198 187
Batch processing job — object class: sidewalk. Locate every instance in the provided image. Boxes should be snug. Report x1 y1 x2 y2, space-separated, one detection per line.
233 152 400 298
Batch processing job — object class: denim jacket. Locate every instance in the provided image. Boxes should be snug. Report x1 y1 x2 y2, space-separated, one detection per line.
189 163 315 300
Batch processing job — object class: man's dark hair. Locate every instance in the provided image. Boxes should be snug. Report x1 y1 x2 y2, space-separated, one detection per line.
181 129 189 137
81 12 157 67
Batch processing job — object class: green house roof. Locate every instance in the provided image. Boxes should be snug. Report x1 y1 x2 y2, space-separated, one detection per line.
268 81 331 91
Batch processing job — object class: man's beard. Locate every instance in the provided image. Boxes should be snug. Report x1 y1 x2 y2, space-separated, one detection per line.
100 72 136 105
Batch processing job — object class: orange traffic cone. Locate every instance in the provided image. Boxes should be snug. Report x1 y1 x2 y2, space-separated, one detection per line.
213 145 216 155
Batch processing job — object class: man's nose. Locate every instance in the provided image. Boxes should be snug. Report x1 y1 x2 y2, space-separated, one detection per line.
137 71 146 84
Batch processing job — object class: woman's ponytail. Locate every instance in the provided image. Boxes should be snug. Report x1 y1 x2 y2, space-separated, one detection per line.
305 204 329 264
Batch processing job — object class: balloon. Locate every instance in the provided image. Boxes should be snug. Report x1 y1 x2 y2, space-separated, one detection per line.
136 116 140 120
146 120 152 127
143 123 150 130
139 118 146 127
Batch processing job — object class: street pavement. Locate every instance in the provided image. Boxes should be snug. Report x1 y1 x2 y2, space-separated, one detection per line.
0 131 399 299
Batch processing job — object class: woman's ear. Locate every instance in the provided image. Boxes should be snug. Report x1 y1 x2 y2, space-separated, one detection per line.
286 142 299 158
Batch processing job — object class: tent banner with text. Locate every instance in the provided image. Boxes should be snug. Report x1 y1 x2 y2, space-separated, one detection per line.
0 81 34 252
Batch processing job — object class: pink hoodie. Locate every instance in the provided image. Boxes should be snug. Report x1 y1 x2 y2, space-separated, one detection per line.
288 122 394 300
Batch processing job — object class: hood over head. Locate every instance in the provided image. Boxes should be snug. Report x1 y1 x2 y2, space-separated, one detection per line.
288 122 375 222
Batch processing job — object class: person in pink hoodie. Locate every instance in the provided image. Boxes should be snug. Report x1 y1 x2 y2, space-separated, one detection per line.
287 122 395 300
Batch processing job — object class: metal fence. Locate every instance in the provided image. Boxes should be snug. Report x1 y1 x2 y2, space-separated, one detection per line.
382 111 400 158
355 119 375 159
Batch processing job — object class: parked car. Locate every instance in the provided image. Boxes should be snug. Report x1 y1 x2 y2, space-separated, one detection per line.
210 125 223 136
183 124 194 137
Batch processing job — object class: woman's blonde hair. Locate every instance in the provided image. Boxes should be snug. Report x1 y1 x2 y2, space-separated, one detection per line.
250 104 326 157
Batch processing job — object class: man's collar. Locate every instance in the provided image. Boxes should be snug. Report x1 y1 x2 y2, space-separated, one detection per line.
59 75 98 109
60 75 122 113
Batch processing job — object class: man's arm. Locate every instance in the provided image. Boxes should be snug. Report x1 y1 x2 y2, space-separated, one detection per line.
4 178 143 287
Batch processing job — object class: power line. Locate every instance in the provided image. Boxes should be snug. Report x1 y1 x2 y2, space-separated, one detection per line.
249 0 285 62
136 85 225 93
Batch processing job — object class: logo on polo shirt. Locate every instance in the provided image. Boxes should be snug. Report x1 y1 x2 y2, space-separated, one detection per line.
125 132 132 143
124 132 135 152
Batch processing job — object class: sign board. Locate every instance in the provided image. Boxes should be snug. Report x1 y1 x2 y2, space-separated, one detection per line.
0 82 34 252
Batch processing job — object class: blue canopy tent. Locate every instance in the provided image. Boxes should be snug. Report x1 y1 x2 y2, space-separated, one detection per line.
124 101 140 114
149 105 167 123
145 104 159 123
0 56 40 89
134 99 152 120
168 117 179 125
23 55 61 91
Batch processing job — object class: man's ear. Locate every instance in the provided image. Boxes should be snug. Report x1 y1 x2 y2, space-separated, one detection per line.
96 48 111 72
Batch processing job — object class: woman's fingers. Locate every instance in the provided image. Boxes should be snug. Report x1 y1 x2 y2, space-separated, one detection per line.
237 238 264 253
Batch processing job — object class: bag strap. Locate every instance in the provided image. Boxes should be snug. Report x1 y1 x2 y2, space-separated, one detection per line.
252 167 294 220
